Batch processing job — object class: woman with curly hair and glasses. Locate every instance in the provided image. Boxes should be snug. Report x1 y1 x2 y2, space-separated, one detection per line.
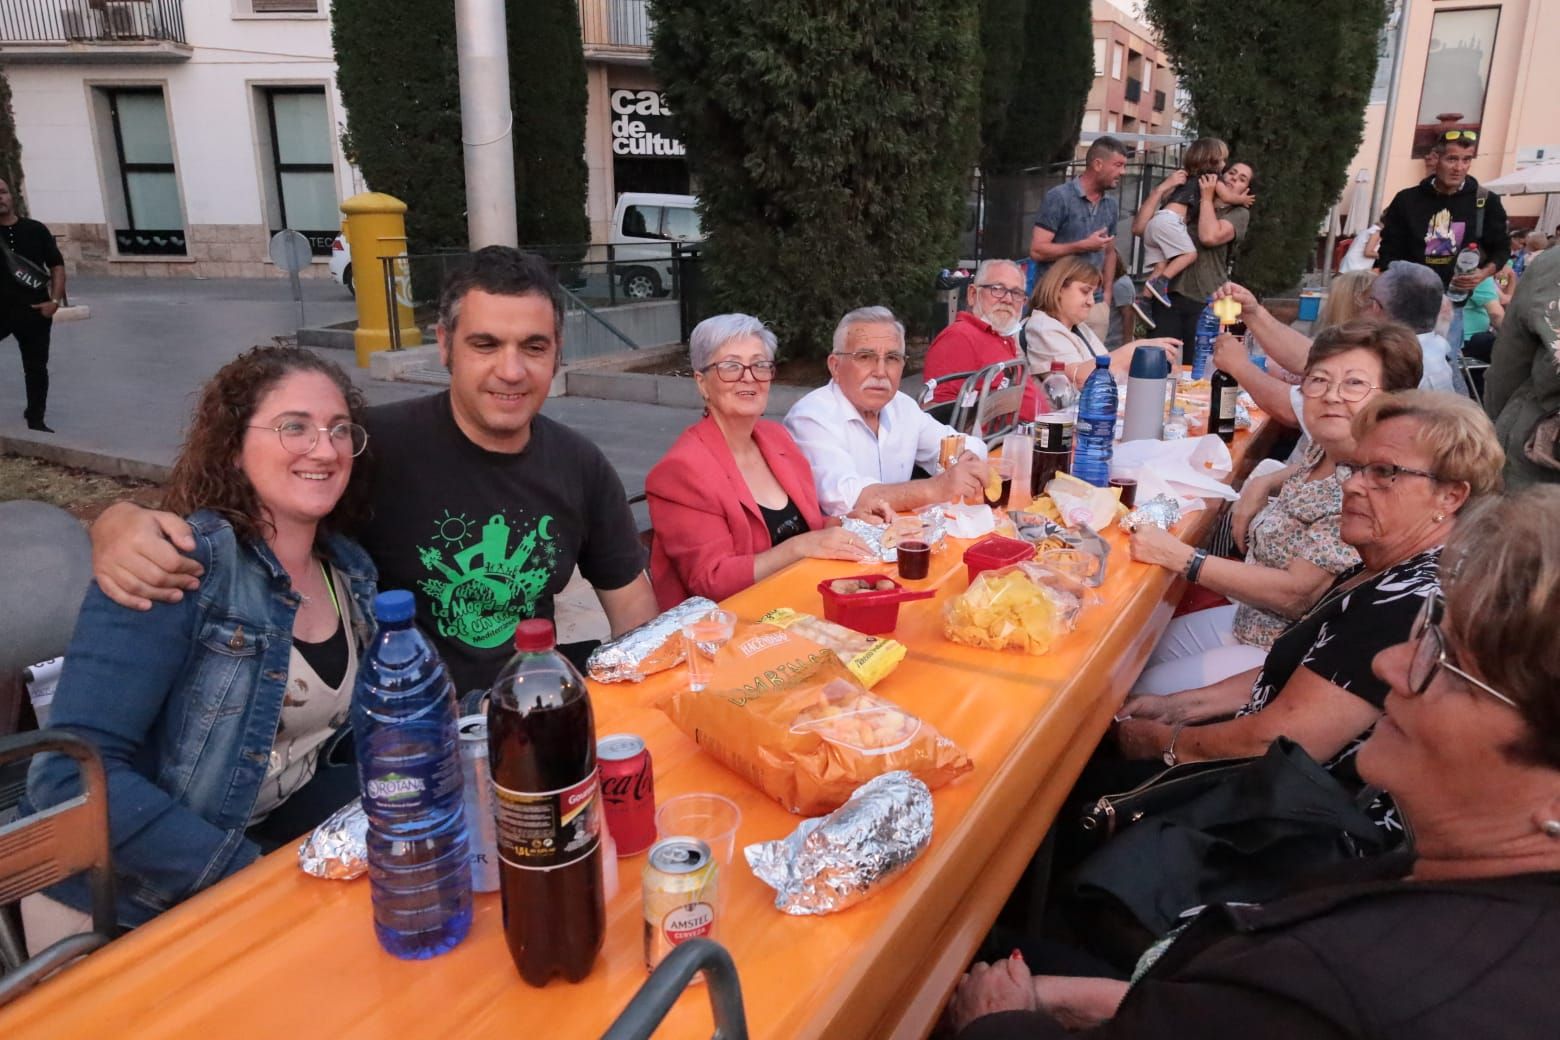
23 346 377 946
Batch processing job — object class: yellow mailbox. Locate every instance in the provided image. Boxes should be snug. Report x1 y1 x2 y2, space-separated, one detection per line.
341 192 422 366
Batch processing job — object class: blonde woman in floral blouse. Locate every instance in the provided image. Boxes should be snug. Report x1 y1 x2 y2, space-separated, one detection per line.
1128 320 1426 695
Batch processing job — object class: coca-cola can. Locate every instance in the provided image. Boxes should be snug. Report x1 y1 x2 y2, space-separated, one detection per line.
598 733 656 855
458 714 500 892
643 837 717 974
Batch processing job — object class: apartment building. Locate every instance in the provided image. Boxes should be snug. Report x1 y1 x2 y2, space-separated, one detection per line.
1 1 358 278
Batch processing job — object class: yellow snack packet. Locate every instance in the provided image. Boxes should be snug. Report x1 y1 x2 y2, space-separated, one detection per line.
757 608 907 688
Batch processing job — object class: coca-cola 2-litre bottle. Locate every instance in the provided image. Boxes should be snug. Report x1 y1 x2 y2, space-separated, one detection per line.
488 619 605 985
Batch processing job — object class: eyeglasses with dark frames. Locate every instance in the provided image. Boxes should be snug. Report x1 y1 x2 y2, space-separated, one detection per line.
1405 589 1518 709
976 284 1027 303
701 360 778 383
249 420 369 457
1336 461 1442 489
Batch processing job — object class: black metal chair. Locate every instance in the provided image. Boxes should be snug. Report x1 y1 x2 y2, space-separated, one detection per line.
601 938 748 1040
0 729 118 1005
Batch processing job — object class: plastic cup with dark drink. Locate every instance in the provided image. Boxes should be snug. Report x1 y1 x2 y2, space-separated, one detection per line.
983 458 1013 509
897 540 932 580
1109 475 1138 509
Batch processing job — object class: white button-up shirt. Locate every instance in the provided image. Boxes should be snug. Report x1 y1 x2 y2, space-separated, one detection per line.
784 380 988 516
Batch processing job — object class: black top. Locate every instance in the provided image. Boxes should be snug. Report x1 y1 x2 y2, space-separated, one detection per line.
293 619 349 689
758 497 808 547
360 392 645 694
0 216 63 311
1376 175 1511 289
960 856 1560 1040
1237 548 1440 807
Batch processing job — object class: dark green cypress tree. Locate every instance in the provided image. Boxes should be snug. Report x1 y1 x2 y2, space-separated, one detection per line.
648 0 981 359
1145 0 1389 294
981 0 1094 259
0 66 26 214
331 0 589 253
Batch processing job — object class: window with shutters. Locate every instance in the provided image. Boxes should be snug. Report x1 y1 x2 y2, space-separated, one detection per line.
238 0 323 16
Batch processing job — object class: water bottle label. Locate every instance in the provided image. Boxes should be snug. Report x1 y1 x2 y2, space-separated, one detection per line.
363 753 462 820
493 769 601 871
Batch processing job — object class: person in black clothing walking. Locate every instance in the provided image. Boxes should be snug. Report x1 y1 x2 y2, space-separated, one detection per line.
0 177 67 432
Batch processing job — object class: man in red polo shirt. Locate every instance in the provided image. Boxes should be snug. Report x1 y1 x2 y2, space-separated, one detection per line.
922 258 1041 421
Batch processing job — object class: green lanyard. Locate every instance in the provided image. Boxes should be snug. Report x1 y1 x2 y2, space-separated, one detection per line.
318 559 342 622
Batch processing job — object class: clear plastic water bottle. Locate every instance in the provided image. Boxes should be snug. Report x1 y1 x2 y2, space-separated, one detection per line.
1191 300 1219 380
353 589 473 960
1445 246 1482 303
1072 355 1118 487
1041 360 1078 413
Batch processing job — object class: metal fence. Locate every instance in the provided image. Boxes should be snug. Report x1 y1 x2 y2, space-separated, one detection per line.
0 0 187 43
380 245 698 363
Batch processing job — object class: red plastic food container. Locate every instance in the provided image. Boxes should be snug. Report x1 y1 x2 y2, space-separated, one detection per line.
963 535 1037 583
816 574 933 635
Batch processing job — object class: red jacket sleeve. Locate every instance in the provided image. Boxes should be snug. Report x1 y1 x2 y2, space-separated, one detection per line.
646 444 759 607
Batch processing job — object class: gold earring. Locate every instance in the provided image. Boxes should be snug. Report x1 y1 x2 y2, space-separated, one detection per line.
1434 512 1446 524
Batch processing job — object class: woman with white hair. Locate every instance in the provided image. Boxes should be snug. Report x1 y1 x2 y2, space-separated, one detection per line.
645 313 876 609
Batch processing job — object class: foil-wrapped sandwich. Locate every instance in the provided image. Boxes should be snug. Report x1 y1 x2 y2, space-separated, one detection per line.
298 799 368 880
842 507 947 563
1120 494 1183 533
586 597 718 683
745 771 933 915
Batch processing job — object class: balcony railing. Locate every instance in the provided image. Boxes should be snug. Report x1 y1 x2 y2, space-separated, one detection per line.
0 0 186 45
1124 77 1142 104
580 0 653 52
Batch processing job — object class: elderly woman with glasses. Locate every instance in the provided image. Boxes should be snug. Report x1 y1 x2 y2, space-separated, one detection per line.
1023 255 1180 388
645 313 876 610
1127 320 1426 695
1113 391 1503 806
949 486 1560 1040
23 346 377 945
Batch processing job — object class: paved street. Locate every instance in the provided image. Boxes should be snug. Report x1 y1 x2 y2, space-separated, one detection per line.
0 276 707 643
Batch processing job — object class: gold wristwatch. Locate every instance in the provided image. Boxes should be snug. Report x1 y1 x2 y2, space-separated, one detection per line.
1162 721 1187 767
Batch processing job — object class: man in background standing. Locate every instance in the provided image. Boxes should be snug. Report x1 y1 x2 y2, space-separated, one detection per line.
1029 137 1128 342
0 178 66 432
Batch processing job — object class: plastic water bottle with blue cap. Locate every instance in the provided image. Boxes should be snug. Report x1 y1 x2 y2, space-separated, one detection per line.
1072 355 1118 487
353 589 473 959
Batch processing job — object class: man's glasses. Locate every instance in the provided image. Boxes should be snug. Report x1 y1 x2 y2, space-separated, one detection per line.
701 359 777 383
977 284 1026 303
834 350 907 369
1440 129 1479 143
1335 461 1441 489
1299 373 1378 402
1406 589 1517 709
250 420 369 457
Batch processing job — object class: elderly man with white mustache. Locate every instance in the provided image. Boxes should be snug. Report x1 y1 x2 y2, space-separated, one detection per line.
785 306 989 517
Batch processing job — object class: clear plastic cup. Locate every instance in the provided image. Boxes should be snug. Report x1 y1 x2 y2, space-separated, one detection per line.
682 609 736 692
656 793 742 870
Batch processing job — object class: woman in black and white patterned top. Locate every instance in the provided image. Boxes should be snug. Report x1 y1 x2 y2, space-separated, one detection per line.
1114 392 1504 810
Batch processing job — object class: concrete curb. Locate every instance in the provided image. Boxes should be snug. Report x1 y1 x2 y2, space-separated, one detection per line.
0 433 172 483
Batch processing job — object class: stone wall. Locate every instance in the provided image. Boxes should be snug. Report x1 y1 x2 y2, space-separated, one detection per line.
52 222 330 279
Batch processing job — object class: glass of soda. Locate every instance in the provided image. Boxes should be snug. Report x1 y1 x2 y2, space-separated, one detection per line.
984 458 1014 509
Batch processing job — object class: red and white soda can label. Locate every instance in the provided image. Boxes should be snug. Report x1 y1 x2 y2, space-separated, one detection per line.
662 902 715 944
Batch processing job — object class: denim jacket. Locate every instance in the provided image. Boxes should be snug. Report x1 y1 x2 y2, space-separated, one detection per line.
26 510 377 928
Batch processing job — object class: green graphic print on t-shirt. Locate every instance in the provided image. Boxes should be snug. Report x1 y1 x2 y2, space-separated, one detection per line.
416 510 560 649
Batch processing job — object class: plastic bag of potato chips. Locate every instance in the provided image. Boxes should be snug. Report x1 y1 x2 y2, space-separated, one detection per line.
943 562 1088 654
657 623 972 815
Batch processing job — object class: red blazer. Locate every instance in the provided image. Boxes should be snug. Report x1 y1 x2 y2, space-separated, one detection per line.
646 417 825 610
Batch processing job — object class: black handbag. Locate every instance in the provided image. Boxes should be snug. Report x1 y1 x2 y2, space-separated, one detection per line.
1068 739 1389 957
0 233 50 294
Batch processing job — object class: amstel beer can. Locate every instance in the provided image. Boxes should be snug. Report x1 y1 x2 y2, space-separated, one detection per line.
642 837 717 973
598 733 656 855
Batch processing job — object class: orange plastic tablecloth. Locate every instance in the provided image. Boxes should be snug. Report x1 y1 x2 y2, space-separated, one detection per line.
0 422 1271 1040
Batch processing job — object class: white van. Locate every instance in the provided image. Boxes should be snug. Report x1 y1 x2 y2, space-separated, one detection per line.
609 192 703 299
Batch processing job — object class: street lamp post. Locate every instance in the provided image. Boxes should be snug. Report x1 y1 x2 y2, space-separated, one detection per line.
454 0 519 249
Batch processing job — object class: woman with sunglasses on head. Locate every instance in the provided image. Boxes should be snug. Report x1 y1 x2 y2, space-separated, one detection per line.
645 313 877 610
1127 320 1424 695
950 485 1560 1040
1022 255 1180 388
24 346 377 946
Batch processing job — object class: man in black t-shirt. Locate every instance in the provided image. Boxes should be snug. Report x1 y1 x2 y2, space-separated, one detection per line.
0 178 67 432
90 248 660 692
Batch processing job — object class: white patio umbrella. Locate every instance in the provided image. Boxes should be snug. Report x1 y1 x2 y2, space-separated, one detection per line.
1343 169 1374 235
1482 160 1560 194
